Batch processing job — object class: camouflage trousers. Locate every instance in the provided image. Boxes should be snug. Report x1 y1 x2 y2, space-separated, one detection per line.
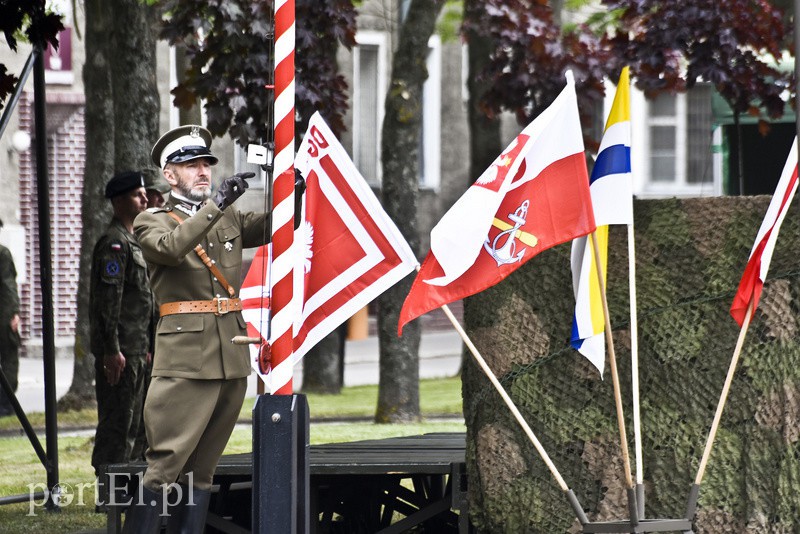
92 354 149 477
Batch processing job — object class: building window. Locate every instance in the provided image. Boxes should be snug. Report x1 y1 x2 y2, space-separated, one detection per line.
353 31 388 186
419 35 441 190
352 31 441 189
643 84 714 195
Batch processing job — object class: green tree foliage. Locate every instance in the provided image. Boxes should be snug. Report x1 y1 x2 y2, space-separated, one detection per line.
0 0 64 110
603 0 792 121
158 0 356 146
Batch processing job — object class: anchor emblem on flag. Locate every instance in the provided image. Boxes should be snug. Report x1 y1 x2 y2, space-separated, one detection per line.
483 199 538 266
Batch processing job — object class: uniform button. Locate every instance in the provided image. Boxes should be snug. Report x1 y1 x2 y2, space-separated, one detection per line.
207 214 213 220
176 326 183 331
209 243 214 248
213 277 218 282
211 260 216 264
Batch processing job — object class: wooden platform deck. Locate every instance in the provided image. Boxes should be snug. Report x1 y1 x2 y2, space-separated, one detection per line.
99 432 469 533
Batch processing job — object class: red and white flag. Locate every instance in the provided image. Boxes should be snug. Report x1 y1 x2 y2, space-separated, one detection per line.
730 137 798 327
242 112 418 388
398 73 596 334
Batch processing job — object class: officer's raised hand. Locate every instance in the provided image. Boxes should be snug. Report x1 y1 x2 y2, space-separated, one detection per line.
213 172 255 210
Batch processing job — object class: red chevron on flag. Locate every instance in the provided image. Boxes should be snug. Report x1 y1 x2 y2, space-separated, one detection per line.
241 112 417 381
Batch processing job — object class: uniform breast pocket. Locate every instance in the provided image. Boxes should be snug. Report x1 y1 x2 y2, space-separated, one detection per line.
216 225 241 267
130 248 149 283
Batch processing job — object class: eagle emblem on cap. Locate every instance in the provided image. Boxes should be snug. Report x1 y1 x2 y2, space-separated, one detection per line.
190 125 200 138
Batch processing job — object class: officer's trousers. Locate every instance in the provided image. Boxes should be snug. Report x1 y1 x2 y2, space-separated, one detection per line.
141 376 247 491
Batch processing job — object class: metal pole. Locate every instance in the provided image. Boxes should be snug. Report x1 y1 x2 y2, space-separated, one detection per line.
33 44 60 512
0 51 35 139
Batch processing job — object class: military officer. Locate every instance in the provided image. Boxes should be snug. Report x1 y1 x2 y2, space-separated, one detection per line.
124 125 270 534
90 171 154 479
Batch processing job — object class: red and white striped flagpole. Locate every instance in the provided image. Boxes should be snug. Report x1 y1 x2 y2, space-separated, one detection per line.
269 0 296 395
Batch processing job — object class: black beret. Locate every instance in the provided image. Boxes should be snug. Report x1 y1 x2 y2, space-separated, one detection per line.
105 171 145 199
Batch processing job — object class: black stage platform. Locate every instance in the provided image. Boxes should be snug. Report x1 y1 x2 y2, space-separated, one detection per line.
99 432 470 534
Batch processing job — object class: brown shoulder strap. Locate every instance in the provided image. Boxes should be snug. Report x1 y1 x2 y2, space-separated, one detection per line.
166 211 235 297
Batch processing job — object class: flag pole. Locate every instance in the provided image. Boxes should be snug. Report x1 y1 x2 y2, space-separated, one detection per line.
438 303 590 525
685 297 754 517
628 222 644 517
589 230 638 524
269 0 296 395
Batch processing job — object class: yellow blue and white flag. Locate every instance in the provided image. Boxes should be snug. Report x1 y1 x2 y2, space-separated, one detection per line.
570 67 633 375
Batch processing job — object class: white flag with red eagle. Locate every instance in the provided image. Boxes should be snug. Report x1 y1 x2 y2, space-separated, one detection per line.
241 112 418 381
398 72 596 334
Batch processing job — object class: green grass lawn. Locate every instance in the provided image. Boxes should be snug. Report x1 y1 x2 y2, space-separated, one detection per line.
0 377 463 533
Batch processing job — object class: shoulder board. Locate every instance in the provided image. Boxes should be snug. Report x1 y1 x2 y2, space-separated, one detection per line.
146 206 172 214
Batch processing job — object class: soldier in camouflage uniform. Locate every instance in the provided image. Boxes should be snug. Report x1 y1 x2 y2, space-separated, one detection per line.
0 218 21 417
143 168 170 209
90 171 155 478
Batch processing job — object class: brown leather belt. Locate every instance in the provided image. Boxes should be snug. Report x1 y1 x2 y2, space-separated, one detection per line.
159 297 243 317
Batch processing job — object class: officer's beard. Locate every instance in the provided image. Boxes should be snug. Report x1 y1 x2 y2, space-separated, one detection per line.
174 175 211 203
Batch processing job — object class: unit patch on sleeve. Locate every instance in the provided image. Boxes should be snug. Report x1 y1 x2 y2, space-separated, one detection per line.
104 259 121 277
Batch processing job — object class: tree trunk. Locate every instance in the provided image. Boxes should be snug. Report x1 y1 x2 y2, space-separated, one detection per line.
58 0 116 410
463 0 503 377
300 326 345 395
59 0 160 410
112 0 160 170
376 0 445 424
465 0 503 189
175 44 202 125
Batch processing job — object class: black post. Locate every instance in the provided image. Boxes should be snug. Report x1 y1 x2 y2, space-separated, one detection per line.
252 394 310 533
33 45 60 512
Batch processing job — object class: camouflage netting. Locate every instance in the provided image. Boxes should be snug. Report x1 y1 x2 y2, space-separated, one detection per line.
462 196 800 533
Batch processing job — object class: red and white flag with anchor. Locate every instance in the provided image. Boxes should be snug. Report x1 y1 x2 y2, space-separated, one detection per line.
399 72 596 334
242 112 418 386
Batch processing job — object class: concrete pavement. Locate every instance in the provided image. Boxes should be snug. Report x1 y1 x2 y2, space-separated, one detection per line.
13 330 464 414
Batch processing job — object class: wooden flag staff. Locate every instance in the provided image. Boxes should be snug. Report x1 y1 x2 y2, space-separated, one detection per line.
588 230 638 524
438 230 697 531
684 298 754 518
438 303 590 525
440 292 695 532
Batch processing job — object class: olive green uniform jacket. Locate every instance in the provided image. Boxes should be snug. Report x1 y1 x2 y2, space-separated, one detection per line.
134 197 269 379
